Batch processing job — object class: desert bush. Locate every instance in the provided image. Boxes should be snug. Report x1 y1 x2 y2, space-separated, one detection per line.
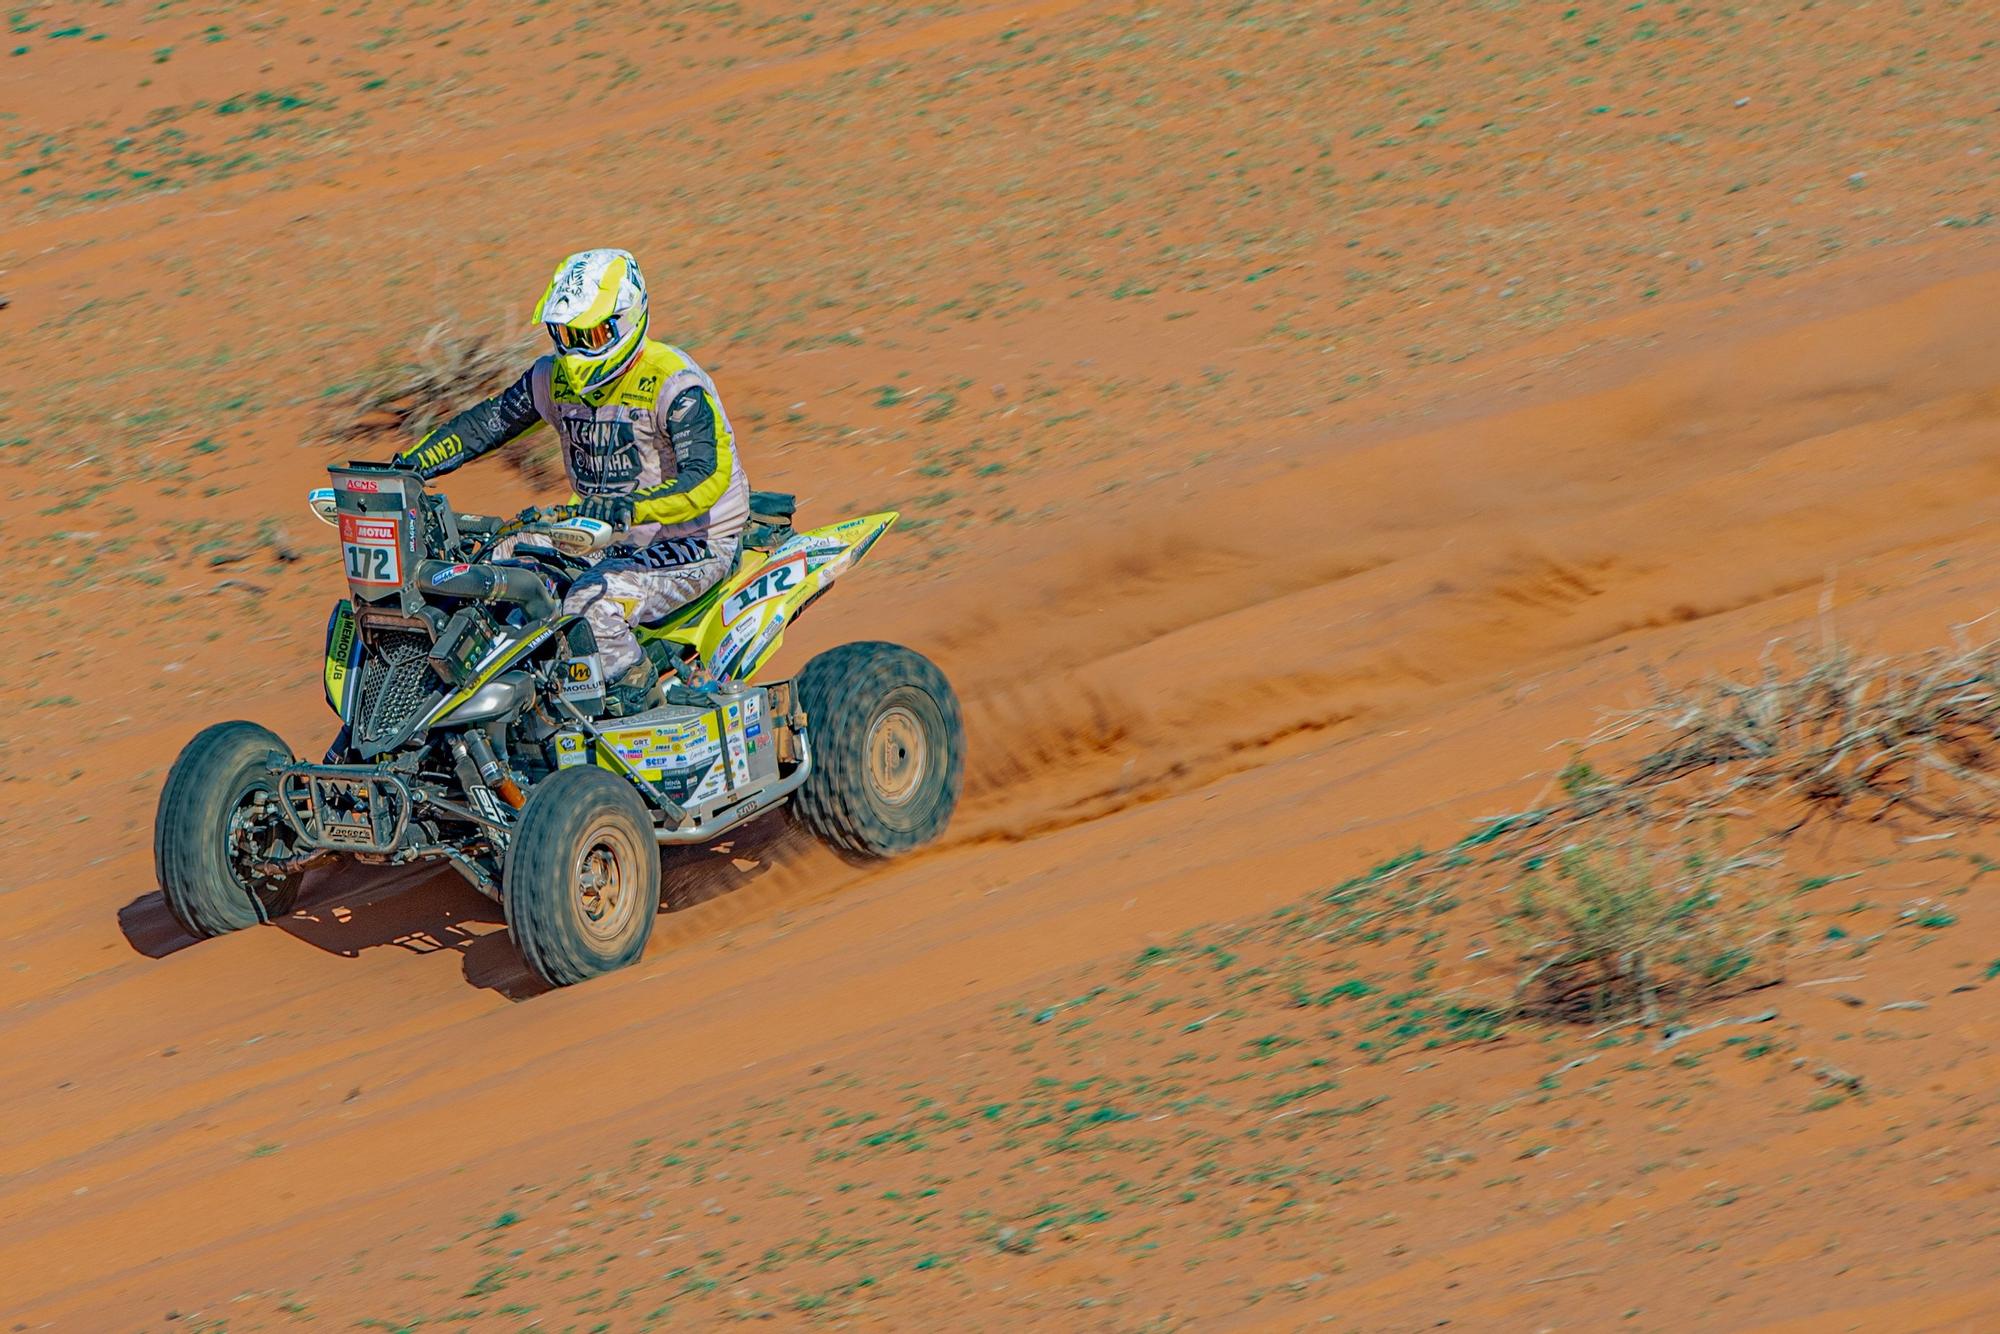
1505 827 1786 1024
1475 630 2000 1024
1603 634 2000 824
320 320 560 484
1496 633 2000 853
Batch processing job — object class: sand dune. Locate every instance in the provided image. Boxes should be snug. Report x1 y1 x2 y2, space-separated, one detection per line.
2 0 1997 1326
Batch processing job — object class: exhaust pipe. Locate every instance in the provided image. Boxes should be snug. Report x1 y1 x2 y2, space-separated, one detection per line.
417 559 557 620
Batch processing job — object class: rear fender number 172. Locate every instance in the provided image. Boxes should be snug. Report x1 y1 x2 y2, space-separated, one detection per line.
722 556 805 624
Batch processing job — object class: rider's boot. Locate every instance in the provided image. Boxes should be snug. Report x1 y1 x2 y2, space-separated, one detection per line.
663 661 721 707
604 659 661 718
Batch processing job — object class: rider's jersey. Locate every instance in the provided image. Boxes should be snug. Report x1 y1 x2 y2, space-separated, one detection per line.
397 340 750 556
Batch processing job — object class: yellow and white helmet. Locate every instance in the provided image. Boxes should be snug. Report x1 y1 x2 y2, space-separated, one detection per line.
534 248 649 400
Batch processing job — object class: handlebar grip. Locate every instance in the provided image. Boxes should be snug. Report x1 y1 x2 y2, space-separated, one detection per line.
507 504 576 525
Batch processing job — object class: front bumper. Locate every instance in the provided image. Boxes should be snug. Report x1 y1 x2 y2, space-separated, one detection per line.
275 763 414 853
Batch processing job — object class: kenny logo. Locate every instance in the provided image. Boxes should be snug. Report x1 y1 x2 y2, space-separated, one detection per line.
561 416 640 486
561 416 633 450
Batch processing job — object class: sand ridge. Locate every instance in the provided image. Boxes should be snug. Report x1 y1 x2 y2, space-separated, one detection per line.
1 0 1997 1327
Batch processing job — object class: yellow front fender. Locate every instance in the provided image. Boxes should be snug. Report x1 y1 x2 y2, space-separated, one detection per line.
324 599 361 719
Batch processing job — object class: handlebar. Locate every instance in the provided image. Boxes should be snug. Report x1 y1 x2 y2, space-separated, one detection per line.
470 505 611 562
484 504 573 542
477 505 560 549
308 480 611 562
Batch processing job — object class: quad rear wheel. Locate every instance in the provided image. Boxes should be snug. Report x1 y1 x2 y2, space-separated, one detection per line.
155 721 305 938
505 766 661 987
791 642 963 859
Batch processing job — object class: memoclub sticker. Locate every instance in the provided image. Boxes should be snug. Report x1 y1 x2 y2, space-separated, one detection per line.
560 654 605 699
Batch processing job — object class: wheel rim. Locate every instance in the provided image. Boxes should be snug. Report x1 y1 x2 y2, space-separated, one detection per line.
574 819 643 943
225 778 295 915
866 702 930 808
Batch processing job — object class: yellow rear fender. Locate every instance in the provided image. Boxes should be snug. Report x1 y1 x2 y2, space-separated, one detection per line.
697 510 898 681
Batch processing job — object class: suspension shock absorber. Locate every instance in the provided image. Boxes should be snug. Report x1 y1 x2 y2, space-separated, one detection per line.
457 730 526 809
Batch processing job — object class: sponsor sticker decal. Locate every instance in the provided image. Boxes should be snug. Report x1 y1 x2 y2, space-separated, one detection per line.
553 732 589 769
560 655 605 699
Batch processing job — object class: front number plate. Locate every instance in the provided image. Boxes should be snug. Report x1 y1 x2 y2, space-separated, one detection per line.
339 514 403 587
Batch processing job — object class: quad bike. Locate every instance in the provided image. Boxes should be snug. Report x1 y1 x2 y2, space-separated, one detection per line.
153 461 963 986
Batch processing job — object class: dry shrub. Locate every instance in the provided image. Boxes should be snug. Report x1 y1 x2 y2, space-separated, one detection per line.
1503 825 1787 1024
320 320 560 485
1595 634 2000 826
1481 630 2000 1023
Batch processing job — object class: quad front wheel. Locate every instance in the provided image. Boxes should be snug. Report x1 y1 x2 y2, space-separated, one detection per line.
155 721 305 938
791 642 964 859
505 766 662 987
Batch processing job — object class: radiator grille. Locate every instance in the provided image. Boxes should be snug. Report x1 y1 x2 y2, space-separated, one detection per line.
357 629 438 748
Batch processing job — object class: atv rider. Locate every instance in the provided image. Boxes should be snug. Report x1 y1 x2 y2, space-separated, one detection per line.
394 248 750 715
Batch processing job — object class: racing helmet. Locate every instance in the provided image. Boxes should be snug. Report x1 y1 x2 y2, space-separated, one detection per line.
534 248 649 400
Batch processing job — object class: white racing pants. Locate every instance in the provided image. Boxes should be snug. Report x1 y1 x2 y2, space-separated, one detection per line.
565 536 734 677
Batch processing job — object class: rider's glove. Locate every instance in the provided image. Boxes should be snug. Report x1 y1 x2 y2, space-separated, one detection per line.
579 492 636 532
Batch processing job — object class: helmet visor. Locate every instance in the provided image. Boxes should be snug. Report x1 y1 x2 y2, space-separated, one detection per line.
548 317 620 355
